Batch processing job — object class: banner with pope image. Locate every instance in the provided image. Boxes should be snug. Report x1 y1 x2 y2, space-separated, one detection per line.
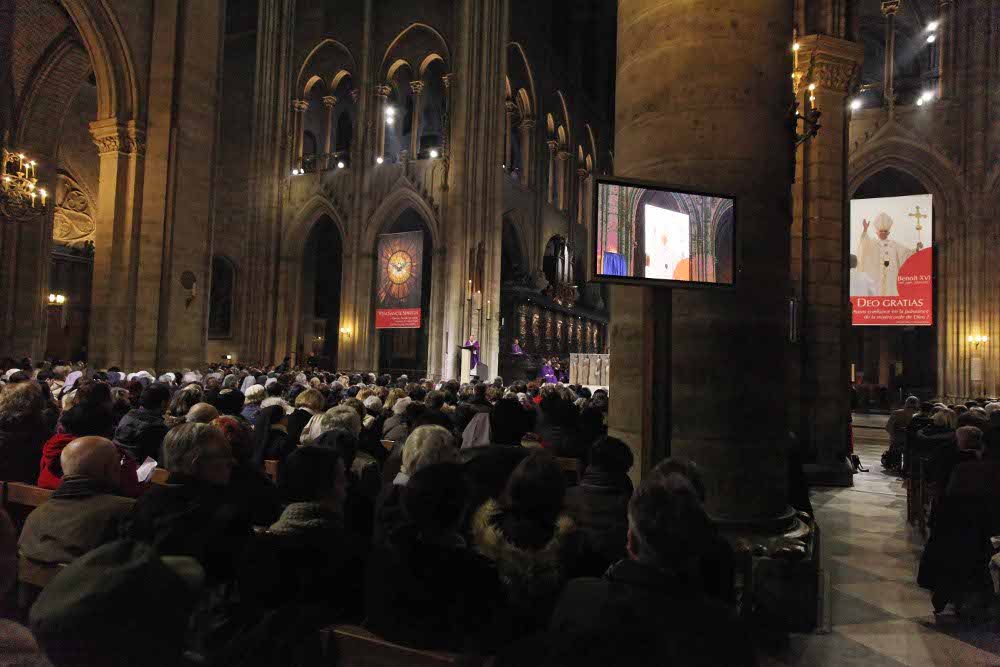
849 194 932 326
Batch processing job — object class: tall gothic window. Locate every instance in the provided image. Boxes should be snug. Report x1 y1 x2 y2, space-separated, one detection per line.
209 256 235 338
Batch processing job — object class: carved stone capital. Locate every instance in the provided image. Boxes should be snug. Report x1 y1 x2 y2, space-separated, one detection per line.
349 89 359 103
89 119 146 156
577 167 589 177
374 84 392 98
881 0 900 16
292 99 309 112
410 80 425 95
520 117 536 129
813 58 859 94
546 140 559 153
795 35 865 95
505 100 517 113
557 150 572 161
441 73 453 89
322 95 338 109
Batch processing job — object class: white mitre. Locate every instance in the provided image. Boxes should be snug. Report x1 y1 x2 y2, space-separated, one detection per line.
873 213 893 232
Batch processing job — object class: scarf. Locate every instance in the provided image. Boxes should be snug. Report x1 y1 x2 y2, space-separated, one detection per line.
268 502 341 536
461 412 492 450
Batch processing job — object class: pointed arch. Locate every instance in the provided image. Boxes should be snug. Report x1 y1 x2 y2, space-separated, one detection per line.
364 186 441 251
58 0 140 122
506 42 537 118
554 90 572 147
380 23 451 81
296 38 357 97
286 194 350 259
585 124 598 170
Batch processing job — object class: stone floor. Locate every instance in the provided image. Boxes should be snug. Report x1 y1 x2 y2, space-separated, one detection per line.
769 420 1000 666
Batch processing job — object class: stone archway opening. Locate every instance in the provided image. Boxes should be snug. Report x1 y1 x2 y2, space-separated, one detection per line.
375 208 433 377
849 167 937 405
301 215 343 368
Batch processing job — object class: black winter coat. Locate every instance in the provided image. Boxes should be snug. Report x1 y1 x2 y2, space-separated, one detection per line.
113 407 169 463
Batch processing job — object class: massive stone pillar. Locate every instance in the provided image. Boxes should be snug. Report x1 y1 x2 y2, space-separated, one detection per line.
611 0 794 527
409 81 424 157
789 35 863 483
322 95 336 168
881 1 899 111
244 0 294 363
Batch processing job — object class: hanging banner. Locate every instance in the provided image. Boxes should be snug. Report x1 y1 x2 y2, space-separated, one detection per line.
849 194 933 326
375 231 424 329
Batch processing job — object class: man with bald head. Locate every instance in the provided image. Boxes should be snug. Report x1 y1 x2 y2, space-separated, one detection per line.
186 402 220 424
19 436 135 566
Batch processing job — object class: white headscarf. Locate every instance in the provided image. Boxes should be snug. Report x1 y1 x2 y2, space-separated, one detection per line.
3 369 21 381
240 375 256 393
294 373 308 387
261 396 293 415
182 372 200 385
265 377 278 388
461 412 492 450
62 371 82 394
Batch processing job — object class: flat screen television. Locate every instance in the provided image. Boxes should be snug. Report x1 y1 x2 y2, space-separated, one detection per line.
591 176 737 288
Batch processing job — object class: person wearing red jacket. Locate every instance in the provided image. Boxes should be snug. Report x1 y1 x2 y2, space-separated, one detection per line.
38 382 142 497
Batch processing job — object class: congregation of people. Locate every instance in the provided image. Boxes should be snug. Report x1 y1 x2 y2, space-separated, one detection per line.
0 360 756 666
883 397 1000 614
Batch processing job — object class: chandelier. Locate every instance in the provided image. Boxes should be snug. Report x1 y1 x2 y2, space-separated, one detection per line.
1 148 48 222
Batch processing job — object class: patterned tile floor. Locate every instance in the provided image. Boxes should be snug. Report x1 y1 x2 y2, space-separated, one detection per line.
769 420 1000 666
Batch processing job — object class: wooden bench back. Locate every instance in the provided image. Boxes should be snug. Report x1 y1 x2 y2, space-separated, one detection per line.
150 468 171 485
264 459 279 483
328 626 489 667
3 482 53 510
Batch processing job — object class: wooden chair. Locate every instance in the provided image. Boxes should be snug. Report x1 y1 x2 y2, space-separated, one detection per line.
326 626 490 667
264 459 279 483
150 468 171 485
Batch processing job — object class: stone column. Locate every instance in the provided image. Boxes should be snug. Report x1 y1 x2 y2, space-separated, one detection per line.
322 95 337 169
612 0 793 526
881 0 899 111
504 100 515 169
409 80 424 157
88 121 145 368
546 140 557 203
790 35 863 481
373 85 390 160
441 74 453 156
576 167 588 225
557 150 570 210
518 117 534 185
937 0 955 99
292 100 308 167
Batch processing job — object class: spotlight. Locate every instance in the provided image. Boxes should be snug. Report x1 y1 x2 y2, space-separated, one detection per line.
926 34 937 44
926 20 939 32
56 295 65 305
920 90 935 104
337 161 346 169
429 149 439 159
376 156 384 165
807 83 816 92
792 42 800 52
916 98 924 107
850 98 862 111
385 117 395 126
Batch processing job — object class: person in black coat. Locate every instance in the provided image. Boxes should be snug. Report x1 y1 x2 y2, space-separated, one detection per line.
366 463 507 653
563 436 634 570
253 405 292 468
0 381 50 484
212 416 281 527
124 423 251 583
543 470 755 667
114 383 170 463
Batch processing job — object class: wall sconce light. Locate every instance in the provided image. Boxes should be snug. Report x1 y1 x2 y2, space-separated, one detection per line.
967 334 989 348
376 156 384 165
429 149 440 159
225 354 233 361
339 326 352 338
47 293 67 305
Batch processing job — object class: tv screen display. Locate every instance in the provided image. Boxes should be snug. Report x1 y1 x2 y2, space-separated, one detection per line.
592 177 736 287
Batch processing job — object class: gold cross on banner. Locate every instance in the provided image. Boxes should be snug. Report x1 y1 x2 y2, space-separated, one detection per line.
909 205 928 230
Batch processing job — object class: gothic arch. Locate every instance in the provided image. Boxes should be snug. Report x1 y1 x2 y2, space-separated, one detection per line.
363 186 440 251
379 23 451 82
849 135 966 240
554 90 572 147
286 194 349 262
58 0 140 122
506 42 537 118
585 124 598 170
296 39 357 97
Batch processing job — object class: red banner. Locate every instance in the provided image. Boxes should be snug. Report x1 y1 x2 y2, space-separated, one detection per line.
375 308 421 329
851 248 932 326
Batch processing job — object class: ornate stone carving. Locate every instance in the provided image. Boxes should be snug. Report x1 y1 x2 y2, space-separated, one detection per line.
53 179 96 247
89 120 146 156
322 95 337 109
813 58 859 94
374 84 392 98
409 81 425 95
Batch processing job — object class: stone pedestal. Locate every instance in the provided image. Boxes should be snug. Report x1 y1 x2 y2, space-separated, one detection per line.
612 0 795 527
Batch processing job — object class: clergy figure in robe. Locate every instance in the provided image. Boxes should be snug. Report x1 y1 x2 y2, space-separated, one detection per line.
540 359 558 384
511 338 524 355
464 334 480 374
856 213 914 296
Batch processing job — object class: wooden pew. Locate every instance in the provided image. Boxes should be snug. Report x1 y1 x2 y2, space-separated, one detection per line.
150 468 171 485
556 457 581 485
2 482 54 528
264 459 279 483
326 625 491 667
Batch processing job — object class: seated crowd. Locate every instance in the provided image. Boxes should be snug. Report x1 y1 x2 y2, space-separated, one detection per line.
885 396 1000 614
0 360 754 666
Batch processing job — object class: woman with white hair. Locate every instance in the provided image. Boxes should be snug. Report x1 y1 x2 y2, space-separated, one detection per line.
300 405 362 447
241 384 267 424
373 425 458 546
